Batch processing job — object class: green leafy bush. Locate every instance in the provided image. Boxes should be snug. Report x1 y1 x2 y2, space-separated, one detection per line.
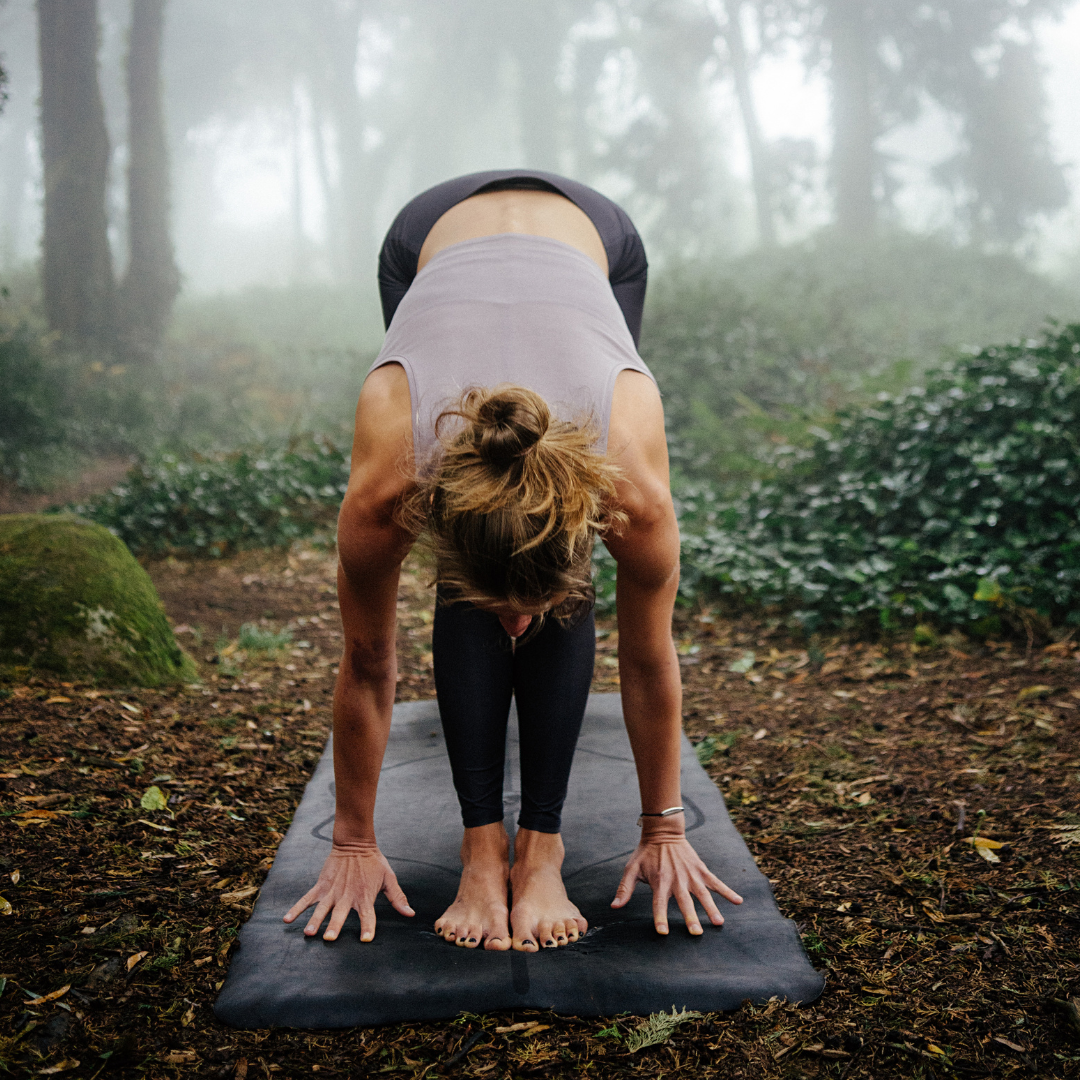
71 438 349 555
643 234 1077 487
667 324 1080 633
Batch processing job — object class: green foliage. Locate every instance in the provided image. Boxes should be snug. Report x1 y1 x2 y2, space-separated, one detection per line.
624 1008 704 1053
0 513 196 685
236 622 292 653
71 437 349 555
643 235 1076 487
671 323 1080 633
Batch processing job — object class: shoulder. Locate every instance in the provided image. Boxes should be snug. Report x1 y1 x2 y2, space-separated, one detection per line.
346 362 415 511
606 369 670 520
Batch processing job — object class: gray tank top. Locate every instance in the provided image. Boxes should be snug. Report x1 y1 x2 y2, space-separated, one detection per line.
367 233 655 472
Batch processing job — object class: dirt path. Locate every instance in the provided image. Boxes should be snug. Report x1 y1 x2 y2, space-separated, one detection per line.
0 457 134 516
0 545 1078 1078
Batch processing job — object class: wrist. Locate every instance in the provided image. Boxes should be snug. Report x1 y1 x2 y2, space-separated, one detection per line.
639 817 686 840
331 835 380 855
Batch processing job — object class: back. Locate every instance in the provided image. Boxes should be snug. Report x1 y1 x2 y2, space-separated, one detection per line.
368 233 654 472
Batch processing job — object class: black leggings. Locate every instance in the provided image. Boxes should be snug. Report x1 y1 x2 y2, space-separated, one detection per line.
432 601 596 833
380 171 645 833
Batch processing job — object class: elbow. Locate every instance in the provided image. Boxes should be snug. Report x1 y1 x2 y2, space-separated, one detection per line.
345 636 396 684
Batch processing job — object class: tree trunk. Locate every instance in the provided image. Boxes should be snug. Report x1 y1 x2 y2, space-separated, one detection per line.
823 0 876 237
120 0 179 364
512 2 566 173
307 0 368 284
721 0 776 247
36 0 115 349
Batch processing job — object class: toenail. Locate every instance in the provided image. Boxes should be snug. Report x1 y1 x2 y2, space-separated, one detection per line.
546 939 555 946
468 938 477 943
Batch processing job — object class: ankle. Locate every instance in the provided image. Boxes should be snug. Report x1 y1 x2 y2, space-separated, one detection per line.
513 827 565 868
460 823 510 866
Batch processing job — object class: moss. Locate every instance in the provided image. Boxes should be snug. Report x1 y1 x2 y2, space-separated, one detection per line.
0 513 197 686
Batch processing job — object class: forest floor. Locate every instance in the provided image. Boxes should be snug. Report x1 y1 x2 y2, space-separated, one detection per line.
1 543 1079 1079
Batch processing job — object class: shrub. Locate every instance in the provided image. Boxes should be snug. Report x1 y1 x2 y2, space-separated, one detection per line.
668 324 1080 634
71 437 349 555
643 234 1077 487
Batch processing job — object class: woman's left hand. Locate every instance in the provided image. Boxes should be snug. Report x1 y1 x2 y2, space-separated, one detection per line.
611 832 743 935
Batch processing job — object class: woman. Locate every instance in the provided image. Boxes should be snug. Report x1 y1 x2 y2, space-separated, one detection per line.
284 170 742 952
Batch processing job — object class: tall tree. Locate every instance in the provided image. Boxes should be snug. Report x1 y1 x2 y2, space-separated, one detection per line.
759 0 1068 241
712 0 777 246
821 0 877 236
36 0 115 347
120 0 179 363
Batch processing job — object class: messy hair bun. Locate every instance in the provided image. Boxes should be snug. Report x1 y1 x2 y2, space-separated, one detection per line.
411 385 625 617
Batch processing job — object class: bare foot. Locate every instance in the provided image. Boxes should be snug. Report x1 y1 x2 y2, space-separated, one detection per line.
509 829 588 952
434 823 512 951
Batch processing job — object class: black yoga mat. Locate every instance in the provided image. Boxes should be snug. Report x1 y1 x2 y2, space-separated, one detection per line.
215 694 823 1028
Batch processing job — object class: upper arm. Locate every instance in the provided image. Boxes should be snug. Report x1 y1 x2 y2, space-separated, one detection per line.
603 370 679 591
337 364 417 659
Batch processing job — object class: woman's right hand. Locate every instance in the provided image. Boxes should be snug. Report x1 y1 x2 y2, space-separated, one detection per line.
283 841 414 942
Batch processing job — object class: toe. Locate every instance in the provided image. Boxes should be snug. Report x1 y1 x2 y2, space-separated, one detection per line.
537 920 557 948
552 919 568 945
485 934 511 951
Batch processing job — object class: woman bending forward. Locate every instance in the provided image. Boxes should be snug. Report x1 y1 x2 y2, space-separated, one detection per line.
284 171 742 951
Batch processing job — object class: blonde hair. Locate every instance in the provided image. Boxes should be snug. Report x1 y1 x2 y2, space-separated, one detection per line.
407 385 625 618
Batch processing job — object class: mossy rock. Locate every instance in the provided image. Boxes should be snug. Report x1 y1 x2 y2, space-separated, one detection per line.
0 513 196 686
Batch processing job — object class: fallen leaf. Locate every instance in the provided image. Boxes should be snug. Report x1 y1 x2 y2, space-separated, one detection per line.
1016 685 1052 702
162 1051 199 1065
133 818 174 832
727 650 756 674
43 696 71 705
855 792 872 805
926 1044 946 1055
220 885 259 905
119 702 140 713
861 987 891 995
126 951 148 972
140 786 168 812
27 984 70 1006
180 1004 195 1027
8 870 17 885
495 1021 550 1034
235 1058 248 1078
36 1059 80 1075
753 728 768 741
964 836 1004 863
993 1036 1027 1053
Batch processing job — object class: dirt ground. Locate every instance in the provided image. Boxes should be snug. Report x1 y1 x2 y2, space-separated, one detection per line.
1 543 1079 1079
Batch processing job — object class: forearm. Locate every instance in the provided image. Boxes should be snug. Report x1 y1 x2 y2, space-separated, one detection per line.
620 637 684 821
330 654 397 847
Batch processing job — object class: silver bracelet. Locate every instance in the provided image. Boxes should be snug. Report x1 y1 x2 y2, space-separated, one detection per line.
637 806 684 826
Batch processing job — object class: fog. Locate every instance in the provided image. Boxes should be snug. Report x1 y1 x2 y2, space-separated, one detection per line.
2 0 1079 315
3 0 1080 491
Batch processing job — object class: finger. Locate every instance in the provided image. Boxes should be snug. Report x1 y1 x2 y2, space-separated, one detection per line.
323 899 352 942
283 891 317 924
384 878 415 918
305 899 332 937
652 883 671 935
705 873 743 905
692 881 725 927
675 888 702 935
358 900 377 943
611 864 639 909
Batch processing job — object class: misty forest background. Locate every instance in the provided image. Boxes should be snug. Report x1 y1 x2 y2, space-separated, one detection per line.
1 0 1080 637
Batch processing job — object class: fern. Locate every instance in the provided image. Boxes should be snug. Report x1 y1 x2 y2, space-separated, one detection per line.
624 1007 704 1053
